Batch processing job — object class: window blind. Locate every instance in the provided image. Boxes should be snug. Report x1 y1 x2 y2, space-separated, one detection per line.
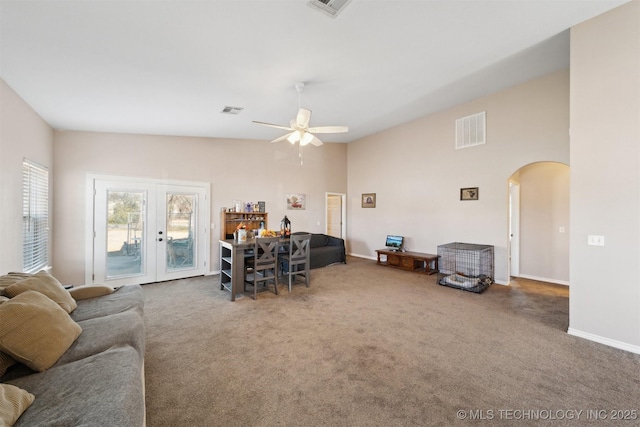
23 159 49 273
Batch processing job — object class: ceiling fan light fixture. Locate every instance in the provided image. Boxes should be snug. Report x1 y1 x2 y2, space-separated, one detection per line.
300 131 313 146
287 130 301 144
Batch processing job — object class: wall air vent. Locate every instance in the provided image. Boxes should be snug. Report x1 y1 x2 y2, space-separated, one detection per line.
307 0 352 18
221 106 244 115
455 111 486 149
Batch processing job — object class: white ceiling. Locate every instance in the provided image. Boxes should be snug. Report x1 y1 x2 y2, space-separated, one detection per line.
0 0 629 143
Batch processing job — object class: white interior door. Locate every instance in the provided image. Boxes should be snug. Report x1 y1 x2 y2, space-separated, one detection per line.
326 193 345 239
90 177 209 286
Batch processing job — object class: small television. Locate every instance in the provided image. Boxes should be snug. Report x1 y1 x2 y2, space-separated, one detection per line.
385 235 404 251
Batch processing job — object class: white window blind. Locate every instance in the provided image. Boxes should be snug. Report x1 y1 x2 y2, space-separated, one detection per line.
23 159 49 273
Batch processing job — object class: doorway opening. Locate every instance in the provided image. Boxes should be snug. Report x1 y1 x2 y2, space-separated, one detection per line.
507 162 569 286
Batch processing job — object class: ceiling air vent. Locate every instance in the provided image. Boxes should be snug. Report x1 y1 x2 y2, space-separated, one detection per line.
455 111 486 149
307 0 352 18
221 106 244 115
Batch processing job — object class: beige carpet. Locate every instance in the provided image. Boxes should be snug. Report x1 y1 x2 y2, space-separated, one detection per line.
142 257 640 426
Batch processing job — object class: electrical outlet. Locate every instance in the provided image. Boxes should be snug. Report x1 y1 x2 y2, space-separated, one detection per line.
587 235 605 246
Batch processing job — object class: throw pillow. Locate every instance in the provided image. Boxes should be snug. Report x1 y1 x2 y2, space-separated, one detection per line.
0 273 32 297
0 351 16 377
68 284 114 301
5 271 77 313
0 383 35 426
0 290 82 372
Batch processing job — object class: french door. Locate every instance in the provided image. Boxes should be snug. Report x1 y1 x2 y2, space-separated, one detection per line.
89 177 210 286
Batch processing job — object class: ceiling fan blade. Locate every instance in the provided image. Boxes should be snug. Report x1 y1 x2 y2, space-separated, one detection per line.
253 120 293 131
271 132 294 143
309 135 323 146
296 108 312 128
307 125 349 134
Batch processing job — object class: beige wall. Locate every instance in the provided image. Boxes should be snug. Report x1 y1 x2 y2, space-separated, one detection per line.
569 0 640 350
52 130 347 284
0 79 54 274
516 162 570 284
3 1 637 355
347 70 570 284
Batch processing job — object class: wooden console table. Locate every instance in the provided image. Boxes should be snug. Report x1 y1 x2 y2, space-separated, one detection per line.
376 249 439 275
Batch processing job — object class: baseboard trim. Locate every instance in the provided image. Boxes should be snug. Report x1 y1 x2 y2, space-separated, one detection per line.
348 253 376 261
517 274 569 286
568 328 640 355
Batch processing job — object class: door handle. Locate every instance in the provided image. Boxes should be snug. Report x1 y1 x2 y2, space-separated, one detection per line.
158 238 163 242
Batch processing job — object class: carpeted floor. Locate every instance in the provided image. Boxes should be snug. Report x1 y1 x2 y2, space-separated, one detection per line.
142 256 640 426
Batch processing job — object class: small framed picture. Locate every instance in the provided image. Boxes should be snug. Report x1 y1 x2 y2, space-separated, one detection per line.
286 193 305 210
460 187 479 201
362 193 376 208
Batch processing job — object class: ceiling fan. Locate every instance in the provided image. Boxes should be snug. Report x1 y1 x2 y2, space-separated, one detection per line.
253 82 348 146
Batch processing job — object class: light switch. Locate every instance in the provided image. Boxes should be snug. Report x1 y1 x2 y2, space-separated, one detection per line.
559 227 565 233
587 235 605 246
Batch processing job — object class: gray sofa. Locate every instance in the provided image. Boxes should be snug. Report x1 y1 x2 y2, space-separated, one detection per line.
1 281 145 426
293 232 346 269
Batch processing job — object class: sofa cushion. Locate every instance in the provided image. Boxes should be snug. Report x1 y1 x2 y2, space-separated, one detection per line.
57 310 145 366
0 383 34 426
70 284 144 322
5 271 77 313
0 291 82 372
8 346 144 427
69 284 114 301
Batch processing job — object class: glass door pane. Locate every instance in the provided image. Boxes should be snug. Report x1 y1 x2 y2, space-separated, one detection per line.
93 179 156 287
166 193 195 271
106 190 145 278
156 184 207 282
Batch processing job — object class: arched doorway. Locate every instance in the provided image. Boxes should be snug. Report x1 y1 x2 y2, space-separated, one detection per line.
508 162 570 285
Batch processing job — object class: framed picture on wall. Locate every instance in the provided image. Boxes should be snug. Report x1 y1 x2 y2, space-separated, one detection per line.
362 193 376 208
460 187 479 201
286 193 305 210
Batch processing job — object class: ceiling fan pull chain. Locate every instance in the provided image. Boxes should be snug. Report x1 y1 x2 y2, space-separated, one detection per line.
299 144 303 165
296 82 304 109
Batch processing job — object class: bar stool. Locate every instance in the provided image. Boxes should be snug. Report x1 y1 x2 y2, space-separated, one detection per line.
244 237 280 300
280 233 311 292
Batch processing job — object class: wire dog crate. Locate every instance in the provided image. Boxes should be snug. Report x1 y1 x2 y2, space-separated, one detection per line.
437 242 494 293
